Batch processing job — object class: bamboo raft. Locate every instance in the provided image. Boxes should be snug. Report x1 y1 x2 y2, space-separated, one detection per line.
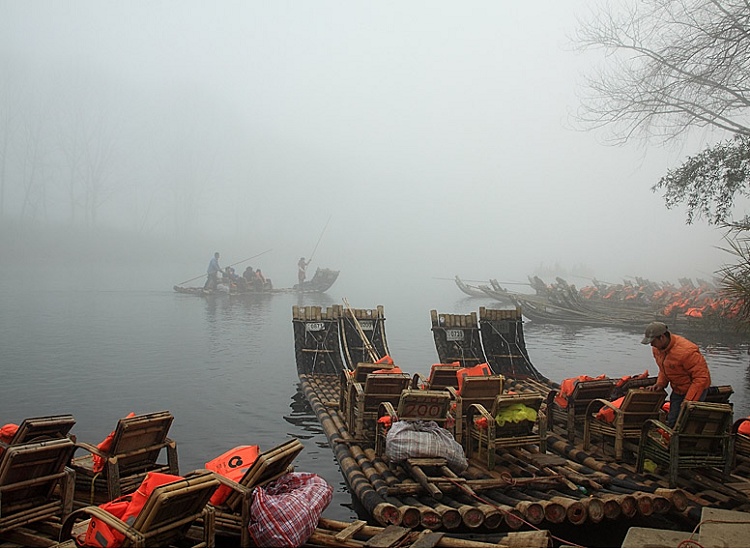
290 304 744 542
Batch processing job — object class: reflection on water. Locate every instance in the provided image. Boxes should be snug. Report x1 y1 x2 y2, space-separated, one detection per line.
1 266 748 524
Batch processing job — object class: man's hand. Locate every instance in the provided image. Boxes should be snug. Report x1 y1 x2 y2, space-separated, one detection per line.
646 383 664 392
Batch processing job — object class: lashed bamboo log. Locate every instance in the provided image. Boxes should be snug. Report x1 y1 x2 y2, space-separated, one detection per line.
439 493 485 529
580 496 605 523
654 488 688 512
312 518 552 547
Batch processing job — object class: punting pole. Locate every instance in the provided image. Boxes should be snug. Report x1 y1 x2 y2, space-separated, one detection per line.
308 214 332 262
342 297 380 363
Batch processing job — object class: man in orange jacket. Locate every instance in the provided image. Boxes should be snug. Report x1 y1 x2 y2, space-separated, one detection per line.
642 321 711 427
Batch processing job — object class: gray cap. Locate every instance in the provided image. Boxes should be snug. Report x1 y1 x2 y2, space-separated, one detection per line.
641 322 668 345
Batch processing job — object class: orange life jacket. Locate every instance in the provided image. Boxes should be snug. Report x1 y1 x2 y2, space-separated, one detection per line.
456 363 492 395
0 423 18 444
596 396 625 423
737 418 750 436
205 445 260 506
376 355 394 365
84 472 184 547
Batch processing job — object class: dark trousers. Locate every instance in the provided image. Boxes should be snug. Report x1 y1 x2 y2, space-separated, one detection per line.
204 272 218 290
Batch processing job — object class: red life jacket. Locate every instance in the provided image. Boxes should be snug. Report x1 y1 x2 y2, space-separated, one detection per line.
0 423 18 444
205 445 260 506
84 472 184 547
375 355 394 365
737 418 750 436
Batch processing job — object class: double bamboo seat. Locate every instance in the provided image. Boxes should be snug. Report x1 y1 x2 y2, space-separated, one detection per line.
466 392 546 469
70 411 179 505
60 470 219 547
547 379 615 442
636 401 734 487
583 388 667 460
211 438 304 547
0 438 75 539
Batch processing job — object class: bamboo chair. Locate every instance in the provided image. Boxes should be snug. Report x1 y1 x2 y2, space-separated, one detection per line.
349 372 412 441
339 362 394 414
583 388 667 460
60 470 219 547
70 411 179 506
374 389 453 456
0 438 75 538
731 417 750 475
411 363 462 391
704 385 734 404
610 376 658 400
210 438 304 547
547 379 615 442
466 392 546 469
447 375 504 447
636 401 734 488
0 414 76 449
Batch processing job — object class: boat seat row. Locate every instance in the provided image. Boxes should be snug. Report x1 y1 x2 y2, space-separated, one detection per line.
0 412 304 547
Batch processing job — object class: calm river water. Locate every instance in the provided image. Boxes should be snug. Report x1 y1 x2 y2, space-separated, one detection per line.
1 262 748 526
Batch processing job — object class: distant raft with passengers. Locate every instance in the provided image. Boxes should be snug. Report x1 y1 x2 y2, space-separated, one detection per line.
173 266 340 296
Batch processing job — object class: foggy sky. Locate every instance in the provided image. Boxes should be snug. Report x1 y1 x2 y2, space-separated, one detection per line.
0 1 737 286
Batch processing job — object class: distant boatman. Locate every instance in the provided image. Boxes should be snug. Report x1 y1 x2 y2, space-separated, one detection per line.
298 257 310 289
641 321 711 427
204 252 222 291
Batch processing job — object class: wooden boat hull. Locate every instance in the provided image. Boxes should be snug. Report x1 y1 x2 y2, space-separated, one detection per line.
174 267 339 296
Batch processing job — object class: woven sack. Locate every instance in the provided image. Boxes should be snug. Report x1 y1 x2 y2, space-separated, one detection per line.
385 420 468 473
248 472 333 547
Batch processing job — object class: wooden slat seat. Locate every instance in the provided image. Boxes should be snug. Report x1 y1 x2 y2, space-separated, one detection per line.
349 372 412 442
0 415 76 450
339 362 394 414
636 402 734 487
583 388 667 460
411 363 462 391
210 438 304 547
0 438 75 538
466 392 546 469
547 379 615 442
447 375 504 447
60 470 219 547
70 411 179 506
